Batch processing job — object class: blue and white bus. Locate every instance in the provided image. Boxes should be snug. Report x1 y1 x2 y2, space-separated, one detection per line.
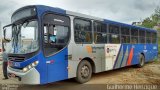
3 5 158 84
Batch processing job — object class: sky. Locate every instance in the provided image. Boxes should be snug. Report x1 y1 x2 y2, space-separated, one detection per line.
0 0 160 31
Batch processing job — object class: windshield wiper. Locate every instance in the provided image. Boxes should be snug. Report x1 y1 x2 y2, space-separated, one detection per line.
12 24 22 53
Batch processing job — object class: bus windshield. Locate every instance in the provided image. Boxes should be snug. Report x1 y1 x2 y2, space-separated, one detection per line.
5 20 39 54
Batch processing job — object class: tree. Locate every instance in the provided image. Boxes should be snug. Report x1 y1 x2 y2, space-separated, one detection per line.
139 6 160 30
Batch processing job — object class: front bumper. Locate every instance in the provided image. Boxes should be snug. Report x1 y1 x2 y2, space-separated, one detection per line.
7 67 40 84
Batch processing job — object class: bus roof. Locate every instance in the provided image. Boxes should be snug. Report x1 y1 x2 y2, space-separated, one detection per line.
15 5 157 33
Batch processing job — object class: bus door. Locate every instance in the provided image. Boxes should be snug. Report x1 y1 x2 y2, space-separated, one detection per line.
43 13 70 83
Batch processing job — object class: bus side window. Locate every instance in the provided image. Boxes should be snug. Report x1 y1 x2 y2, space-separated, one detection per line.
108 25 120 43
74 18 92 44
94 21 107 44
121 27 130 43
146 31 152 43
152 32 157 44
139 30 145 44
131 28 138 44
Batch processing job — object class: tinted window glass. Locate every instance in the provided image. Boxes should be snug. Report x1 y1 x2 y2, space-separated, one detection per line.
139 30 145 43
146 31 152 43
74 19 92 43
94 22 107 43
121 35 130 43
131 37 138 44
139 30 145 37
94 33 107 43
109 25 119 34
109 34 120 43
94 22 106 32
152 32 157 44
121 27 130 35
121 27 130 43
131 28 138 36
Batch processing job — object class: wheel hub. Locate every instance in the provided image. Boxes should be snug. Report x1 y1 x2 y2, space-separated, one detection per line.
81 65 90 78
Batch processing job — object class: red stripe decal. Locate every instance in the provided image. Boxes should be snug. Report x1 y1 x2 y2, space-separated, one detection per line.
127 48 134 66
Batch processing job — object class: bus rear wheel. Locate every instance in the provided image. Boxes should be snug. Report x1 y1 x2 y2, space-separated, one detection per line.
75 60 92 83
137 54 145 68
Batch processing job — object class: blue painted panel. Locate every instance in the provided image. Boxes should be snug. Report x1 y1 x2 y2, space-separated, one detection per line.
46 47 68 83
35 52 48 84
115 44 158 69
36 5 66 17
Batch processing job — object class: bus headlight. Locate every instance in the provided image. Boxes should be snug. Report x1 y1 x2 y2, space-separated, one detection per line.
22 67 29 72
22 61 39 72
31 61 39 67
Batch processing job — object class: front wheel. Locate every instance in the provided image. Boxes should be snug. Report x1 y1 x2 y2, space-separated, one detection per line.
137 54 145 68
75 60 92 83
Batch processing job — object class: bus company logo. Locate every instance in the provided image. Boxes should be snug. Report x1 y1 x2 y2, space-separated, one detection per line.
86 46 104 53
86 46 92 53
54 19 64 23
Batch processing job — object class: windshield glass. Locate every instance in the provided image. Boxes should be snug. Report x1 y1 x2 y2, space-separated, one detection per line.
5 20 39 54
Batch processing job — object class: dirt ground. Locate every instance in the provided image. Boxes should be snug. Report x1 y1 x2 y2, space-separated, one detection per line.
0 60 160 90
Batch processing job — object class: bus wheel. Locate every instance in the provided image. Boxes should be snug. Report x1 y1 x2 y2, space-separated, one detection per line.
75 60 92 83
137 54 145 68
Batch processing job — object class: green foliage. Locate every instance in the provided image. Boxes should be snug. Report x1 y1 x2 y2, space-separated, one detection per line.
139 6 160 30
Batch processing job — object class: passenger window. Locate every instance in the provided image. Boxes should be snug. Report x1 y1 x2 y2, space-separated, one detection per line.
139 30 145 43
146 31 152 43
109 25 119 34
152 32 157 44
94 22 107 43
121 27 130 43
131 28 138 44
74 18 92 43
108 25 120 43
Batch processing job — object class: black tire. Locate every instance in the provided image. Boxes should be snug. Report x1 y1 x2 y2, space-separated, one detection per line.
75 60 92 83
137 54 145 68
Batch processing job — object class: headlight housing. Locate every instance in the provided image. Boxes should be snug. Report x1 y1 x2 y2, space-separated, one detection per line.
22 61 39 72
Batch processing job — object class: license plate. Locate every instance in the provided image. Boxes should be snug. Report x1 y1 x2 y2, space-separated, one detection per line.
8 61 13 67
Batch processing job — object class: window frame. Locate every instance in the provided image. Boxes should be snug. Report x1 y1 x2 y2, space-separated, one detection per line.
74 17 92 44
131 28 139 44
145 30 152 44
42 12 71 57
108 24 120 44
121 26 130 44
93 21 107 44
138 29 146 44
151 32 157 44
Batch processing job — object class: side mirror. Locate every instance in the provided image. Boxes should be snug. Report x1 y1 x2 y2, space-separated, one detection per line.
3 27 7 40
3 24 12 42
